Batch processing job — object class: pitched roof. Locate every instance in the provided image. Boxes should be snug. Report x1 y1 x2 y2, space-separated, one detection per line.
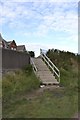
7 40 16 44
7 41 13 44
17 45 26 51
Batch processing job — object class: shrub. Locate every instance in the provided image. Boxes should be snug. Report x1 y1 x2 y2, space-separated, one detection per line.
29 51 35 57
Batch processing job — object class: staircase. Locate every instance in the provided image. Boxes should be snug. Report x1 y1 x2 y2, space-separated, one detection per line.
31 57 59 85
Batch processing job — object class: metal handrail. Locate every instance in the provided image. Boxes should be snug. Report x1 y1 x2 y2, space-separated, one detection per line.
30 57 37 72
40 49 60 83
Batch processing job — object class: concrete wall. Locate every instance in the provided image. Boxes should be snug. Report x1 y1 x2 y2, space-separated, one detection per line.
0 48 2 75
2 48 30 70
0 48 2 120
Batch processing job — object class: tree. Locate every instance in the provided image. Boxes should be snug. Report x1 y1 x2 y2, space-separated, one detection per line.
29 51 35 57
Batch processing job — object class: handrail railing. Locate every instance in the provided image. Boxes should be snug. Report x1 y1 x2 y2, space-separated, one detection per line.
40 49 60 83
30 57 37 73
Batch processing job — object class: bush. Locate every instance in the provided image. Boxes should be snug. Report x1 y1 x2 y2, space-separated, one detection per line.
29 51 35 57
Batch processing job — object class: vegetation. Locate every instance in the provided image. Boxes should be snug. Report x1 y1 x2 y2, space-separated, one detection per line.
2 65 40 118
2 88 78 118
46 49 78 86
2 50 79 118
29 51 35 57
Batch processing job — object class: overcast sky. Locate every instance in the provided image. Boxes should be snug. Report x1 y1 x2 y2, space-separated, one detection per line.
0 0 79 56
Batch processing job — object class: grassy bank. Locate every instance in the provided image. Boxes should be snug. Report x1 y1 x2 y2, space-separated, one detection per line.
2 51 78 118
2 66 40 101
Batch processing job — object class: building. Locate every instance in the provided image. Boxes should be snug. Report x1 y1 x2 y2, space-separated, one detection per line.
7 40 17 50
17 45 26 52
0 33 17 50
0 33 8 48
0 33 26 52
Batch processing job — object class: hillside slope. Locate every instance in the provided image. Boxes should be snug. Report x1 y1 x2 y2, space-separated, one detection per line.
46 49 78 88
2 51 79 118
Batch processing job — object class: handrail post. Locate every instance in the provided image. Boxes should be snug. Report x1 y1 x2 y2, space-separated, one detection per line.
40 48 42 55
59 72 60 83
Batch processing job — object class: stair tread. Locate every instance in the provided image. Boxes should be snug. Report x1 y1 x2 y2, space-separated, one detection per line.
32 57 59 84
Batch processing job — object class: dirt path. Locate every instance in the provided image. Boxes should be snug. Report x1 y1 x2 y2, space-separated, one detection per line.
24 86 79 119
23 85 63 100
11 85 78 119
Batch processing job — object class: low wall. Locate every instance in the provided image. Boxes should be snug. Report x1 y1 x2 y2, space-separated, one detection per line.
2 48 30 72
0 48 2 77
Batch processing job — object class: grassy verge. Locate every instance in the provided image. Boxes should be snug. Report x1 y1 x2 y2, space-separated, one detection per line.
2 64 78 118
3 87 78 118
3 70 40 96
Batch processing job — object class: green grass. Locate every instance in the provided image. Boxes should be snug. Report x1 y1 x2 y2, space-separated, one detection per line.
2 69 40 102
0 79 2 97
60 68 78 88
2 56 78 118
0 76 2 119
2 88 78 118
